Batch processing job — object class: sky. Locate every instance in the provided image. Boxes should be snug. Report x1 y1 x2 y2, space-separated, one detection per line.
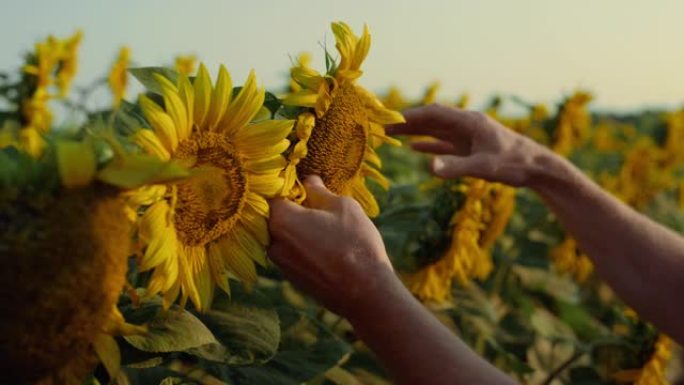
3 0 684 113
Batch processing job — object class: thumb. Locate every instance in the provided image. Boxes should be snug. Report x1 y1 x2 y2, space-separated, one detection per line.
303 175 338 210
431 154 488 179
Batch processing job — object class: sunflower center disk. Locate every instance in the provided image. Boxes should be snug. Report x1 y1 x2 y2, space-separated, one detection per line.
298 83 368 194
174 132 246 246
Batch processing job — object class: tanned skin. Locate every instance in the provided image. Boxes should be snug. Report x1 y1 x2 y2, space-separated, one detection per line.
267 104 684 384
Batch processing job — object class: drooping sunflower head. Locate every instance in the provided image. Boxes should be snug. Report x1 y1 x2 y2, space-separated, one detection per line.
0 128 188 383
130 64 293 311
282 22 404 217
0 141 134 383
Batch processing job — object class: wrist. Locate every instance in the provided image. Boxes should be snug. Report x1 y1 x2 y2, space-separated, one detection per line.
343 266 409 325
524 147 580 194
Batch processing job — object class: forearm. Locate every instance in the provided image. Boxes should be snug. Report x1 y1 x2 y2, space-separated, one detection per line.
530 151 684 341
346 269 516 385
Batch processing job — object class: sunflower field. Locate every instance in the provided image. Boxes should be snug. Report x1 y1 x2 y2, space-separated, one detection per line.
1 22 683 385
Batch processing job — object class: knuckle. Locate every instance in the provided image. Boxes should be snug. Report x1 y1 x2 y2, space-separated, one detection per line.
467 110 488 126
336 196 361 213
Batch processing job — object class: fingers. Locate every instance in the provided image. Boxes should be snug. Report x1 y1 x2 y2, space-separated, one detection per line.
268 198 308 240
410 139 456 155
267 241 289 267
302 175 338 210
430 154 491 180
386 105 477 140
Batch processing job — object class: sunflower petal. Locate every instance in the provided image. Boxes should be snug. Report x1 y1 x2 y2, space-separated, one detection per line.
154 73 188 143
177 74 194 141
130 129 171 161
93 334 121 379
195 260 214 312
235 119 294 149
362 164 390 190
138 201 177 271
139 94 178 152
220 70 265 133
207 241 230 295
244 154 287 174
193 63 212 128
245 192 269 217
240 138 290 159
179 247 201 311
217 236 257 285
291 66 325 91
249 172 285 197
234 226 267 267
207 64 232 129
282 89 319 107
240 204 269 246
350 178 380 217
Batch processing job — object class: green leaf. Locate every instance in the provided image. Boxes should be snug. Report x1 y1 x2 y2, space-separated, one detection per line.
556 300 606 341
568 366 604 385
129 67 179 94
123 306 218 353
188 305 280 365
263 92 282 117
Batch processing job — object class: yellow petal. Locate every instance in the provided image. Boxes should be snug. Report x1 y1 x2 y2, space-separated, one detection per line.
331 22 357 70
282 89 319 107
195 260 214 312
350 178 379 217
130 129 171 161
291 66 325 91
138 201 177 271
124 184 167 207
362 164 390 190
249 172 285 197
240 204 269 246
220 70 265 134
364 146 382 168
139 94 178 152
233 226 267 267
178 246 201 310
154 73 188 143
235 119 294 150
93 334 121 379
351 24 371 70
162 279 181 309
176 74 194 141
244 154 287 174
217 235 257 285
207 241 230 295
207 64 232 129
55 140 96 188
240 138 290 159
245 192 269 217
193 63 212 128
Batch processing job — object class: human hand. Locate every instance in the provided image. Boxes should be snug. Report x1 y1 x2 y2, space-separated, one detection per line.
267 176 398 318
387 104 556 187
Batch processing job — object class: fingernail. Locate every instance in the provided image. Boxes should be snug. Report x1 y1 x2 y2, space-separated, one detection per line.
432 157 446 173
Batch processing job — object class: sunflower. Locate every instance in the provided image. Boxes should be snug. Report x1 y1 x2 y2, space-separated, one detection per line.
282 22 404 217
130 64 293 311
0 139 162 385
108 47 131 108
175 54 197 76
612 334 673 385
406 179 515 303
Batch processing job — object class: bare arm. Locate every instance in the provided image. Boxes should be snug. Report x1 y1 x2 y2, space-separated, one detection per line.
268 176 517 385
388 104 684 343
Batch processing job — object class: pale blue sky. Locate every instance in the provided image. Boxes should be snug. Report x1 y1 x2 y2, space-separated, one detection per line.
3 0 684 112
